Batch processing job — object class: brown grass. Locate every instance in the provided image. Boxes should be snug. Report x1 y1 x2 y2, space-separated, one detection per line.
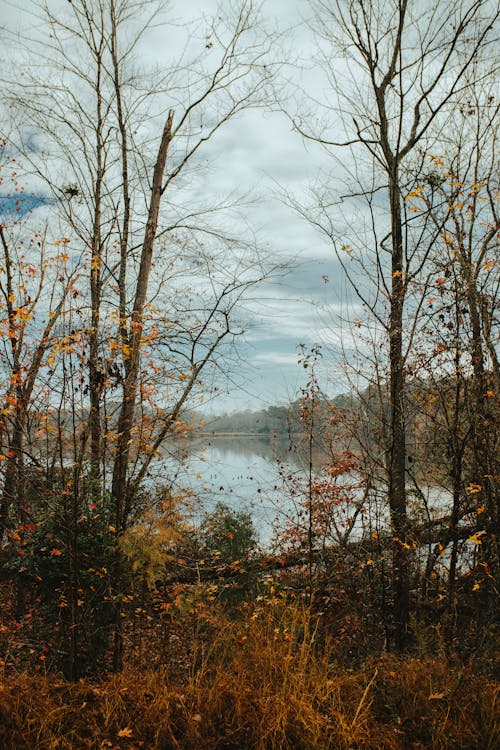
0 599 498 749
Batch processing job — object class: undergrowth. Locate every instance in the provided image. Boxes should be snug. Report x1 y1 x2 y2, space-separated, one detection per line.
0 598 497 749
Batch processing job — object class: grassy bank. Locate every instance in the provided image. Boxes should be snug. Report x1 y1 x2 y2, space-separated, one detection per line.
1 600 497 749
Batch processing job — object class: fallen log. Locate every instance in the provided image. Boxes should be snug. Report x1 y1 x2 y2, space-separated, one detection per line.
164 516 482 584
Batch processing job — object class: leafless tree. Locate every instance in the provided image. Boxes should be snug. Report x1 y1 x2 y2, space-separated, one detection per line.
286 0 499 649
1 0 280 671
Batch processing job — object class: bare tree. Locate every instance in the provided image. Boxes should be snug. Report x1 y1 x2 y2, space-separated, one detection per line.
409 76 499 619
1 0 279 671
287 0 499 649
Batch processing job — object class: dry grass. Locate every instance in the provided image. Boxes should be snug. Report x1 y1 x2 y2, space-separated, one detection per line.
0 599 498 749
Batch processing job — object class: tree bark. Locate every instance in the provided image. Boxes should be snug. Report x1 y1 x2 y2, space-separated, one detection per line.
110 110 173 671
387 169 410 650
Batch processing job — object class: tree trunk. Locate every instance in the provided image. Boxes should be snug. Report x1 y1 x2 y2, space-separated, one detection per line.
110 111 174 671
388 171 410 651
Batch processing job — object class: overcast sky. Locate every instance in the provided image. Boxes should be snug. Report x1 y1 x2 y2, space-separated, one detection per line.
0 0 369 413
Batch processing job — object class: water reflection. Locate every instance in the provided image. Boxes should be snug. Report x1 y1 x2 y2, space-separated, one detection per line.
191 434 312 469
153 436 452 548
183 436 294 545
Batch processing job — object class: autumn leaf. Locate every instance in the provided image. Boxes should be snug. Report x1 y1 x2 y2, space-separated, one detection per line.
466 483 482 495
467 531 486 546
90 255 102 271
428 153 444 166
117 727 133 738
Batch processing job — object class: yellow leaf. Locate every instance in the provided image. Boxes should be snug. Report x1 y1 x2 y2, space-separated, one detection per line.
117 727 133 738
466 483 482 495
393 536 411 550
90 255 102 271
428 153 444 166
467 531 486 545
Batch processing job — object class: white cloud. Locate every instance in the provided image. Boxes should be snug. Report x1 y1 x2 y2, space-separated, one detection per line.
0 0 383 411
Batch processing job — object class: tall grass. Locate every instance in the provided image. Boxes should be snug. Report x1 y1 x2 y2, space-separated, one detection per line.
0 597 497 749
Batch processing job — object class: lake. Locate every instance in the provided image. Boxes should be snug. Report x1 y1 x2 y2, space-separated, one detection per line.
178 436 300 546
154 435 453 549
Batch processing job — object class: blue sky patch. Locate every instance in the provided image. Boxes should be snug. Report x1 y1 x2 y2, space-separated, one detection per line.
0 193 54 217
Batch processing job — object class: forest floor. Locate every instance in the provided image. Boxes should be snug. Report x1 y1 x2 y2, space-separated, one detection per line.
0 589 498 750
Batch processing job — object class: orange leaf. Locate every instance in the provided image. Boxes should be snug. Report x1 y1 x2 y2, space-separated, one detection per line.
117 727 133 738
